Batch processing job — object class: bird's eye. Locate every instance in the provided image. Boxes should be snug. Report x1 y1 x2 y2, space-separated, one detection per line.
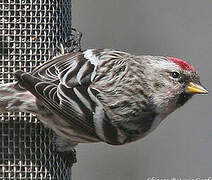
171 72 180 79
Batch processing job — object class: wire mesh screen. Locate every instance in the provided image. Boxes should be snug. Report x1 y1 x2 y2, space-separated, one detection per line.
0 0 81 179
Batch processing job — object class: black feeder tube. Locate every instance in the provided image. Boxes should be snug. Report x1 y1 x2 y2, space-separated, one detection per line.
0 0 81 179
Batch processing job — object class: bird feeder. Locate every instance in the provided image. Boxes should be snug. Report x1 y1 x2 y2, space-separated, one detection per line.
0 0 81 179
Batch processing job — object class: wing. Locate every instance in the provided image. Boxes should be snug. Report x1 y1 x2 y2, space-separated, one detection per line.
15 49 136 144
15 51 103 142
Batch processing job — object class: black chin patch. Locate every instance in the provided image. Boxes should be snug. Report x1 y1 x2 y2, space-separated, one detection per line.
176 92 193 106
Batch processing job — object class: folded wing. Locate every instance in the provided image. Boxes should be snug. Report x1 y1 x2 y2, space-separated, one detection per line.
15 51 102 142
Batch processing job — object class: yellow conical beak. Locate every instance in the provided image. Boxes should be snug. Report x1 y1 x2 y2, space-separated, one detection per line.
186 82 208 94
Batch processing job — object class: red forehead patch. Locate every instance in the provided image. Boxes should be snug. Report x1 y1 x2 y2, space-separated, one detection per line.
167 57 197 72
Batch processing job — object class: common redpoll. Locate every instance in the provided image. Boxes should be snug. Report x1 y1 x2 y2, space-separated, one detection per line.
0 49 208 151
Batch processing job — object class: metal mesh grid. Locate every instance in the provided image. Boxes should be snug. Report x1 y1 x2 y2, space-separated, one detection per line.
0 0 81 179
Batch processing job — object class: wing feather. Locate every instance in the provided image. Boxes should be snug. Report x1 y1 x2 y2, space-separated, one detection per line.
15 51 101 140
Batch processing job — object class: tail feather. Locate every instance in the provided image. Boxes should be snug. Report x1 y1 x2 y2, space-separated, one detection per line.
0 81 38 113
15 70 39 91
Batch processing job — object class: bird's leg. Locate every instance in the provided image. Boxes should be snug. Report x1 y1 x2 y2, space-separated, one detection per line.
53 134 78 164
57 148 77 165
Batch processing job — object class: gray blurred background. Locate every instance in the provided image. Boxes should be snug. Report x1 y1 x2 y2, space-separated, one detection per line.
72 0 212 179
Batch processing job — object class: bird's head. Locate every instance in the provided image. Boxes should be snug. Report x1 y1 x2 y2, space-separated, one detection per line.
145 56 208 114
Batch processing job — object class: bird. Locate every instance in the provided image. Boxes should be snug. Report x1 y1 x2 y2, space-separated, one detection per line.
0 49 208 151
